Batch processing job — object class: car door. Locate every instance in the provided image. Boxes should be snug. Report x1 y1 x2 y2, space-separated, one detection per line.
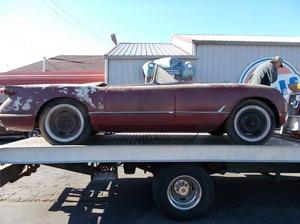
174 84 228 130
105 85 175 125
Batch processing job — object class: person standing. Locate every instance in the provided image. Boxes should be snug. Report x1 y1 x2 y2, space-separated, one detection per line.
248 56 283 86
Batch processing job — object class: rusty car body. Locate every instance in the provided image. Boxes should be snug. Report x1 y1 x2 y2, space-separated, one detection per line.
0 63 287 145
0 70 104 137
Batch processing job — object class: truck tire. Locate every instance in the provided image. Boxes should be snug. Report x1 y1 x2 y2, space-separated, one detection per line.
39 99 91 145
152 165 215 221
226 99 275 145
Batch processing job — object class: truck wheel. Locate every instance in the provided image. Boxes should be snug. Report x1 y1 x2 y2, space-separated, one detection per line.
39 99 91 145
226 99 275 145
152 165 215 221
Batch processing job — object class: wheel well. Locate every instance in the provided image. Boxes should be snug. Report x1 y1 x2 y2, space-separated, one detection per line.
236 97 281 128
34 97 89 128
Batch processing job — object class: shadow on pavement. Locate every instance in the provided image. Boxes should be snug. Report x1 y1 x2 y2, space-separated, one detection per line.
48 175 300 224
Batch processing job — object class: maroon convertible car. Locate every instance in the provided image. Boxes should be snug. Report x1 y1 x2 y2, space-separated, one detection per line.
0 64 287 145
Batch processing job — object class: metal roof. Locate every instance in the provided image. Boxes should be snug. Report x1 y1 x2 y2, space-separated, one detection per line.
105 43 193 58
173 34 300 45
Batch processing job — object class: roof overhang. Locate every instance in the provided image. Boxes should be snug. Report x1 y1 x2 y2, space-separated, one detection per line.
105 55 197 60
192 40 300 47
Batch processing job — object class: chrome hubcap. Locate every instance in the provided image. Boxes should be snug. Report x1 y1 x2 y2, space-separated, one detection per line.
174 179 190 197
167 175 202 210
44 104 84 143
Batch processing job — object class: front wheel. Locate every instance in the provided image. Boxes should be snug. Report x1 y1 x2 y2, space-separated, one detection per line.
226 99 275 145
39 99 91 145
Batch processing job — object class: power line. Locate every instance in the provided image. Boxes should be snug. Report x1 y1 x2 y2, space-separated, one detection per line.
41 0 78 28
43 0 109 44
0 20 39 53
50 0 109 43
0 30 38 54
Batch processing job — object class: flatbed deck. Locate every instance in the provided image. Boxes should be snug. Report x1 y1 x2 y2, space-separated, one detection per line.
1 133 299 164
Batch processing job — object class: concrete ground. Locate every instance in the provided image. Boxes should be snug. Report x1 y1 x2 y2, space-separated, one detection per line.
1 137 300 224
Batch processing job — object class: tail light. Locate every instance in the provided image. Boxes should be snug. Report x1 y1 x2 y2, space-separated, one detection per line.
0 87 16 96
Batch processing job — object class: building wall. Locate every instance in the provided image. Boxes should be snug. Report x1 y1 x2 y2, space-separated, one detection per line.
108 59 150 85
108 58 197 85
195 44 300 83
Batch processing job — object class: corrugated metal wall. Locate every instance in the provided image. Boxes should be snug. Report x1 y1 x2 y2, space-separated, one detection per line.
108 58 197 85
195 45 300 83
108 59 150 85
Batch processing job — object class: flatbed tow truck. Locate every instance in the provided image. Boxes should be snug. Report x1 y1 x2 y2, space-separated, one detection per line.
1 133 300 220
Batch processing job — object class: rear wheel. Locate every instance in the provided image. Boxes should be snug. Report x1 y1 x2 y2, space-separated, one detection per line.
226 99 275 145
152 165 215 221
39 99 91 145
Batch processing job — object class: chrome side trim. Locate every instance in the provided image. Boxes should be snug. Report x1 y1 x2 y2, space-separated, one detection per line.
218 105 226 112
0 114 33 118
90 111 174 115
89 111 229 115
176 111 229 114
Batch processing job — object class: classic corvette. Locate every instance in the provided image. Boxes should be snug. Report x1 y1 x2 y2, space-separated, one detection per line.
0 59 287 145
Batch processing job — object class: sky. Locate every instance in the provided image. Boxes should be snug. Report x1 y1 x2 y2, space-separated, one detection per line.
0 0 300 72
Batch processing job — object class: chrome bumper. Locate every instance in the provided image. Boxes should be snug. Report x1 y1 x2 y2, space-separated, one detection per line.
283 115 300 132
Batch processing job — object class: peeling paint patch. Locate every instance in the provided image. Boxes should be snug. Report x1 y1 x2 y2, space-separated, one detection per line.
89 87 97 93
40 85 51 89
22 98 33 111
74 87 95 107
59 88 68 94
10 97 22 111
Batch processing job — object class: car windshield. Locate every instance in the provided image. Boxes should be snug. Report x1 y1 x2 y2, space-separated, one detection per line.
155 66 180 85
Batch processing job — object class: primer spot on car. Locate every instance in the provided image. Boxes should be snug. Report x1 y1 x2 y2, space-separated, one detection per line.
22 98 33 111
74 87 95 107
